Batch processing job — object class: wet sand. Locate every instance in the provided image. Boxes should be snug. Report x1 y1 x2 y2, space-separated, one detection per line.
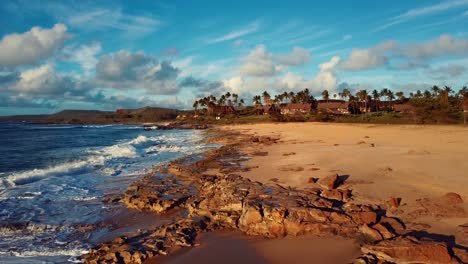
157 231 360 264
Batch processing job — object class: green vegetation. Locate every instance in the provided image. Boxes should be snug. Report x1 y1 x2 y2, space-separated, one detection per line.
191 86 468 125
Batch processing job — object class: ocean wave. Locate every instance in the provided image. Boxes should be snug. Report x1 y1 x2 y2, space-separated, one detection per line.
1 158 105 188
0 248 88 258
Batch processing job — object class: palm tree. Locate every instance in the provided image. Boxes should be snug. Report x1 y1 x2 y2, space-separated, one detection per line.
321 90 330 102
262 91 271 105
380 88 389 101
192 100 199 115
253 95 262 106
431 85 440 97
339 88 351 101
232 93 239 105
388 90 395 101
372 90 380 101
356 90 368 108
395 91 405 102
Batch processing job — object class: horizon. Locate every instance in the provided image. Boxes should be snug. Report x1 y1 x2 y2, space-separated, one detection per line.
1 0 468 116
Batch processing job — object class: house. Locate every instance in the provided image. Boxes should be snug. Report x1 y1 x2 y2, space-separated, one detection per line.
207 105 236 116
394 104 417 113
317 101 349 114
279 103 312 115
254 105 270 115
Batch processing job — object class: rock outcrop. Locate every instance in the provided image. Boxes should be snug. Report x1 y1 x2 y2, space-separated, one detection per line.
81 132 468 264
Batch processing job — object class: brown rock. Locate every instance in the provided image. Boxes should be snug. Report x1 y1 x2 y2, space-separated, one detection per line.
359 224 383 242
321 189 343 200
362 236 453 263
389 197 401 208
239 205 263 226
355 211 378 225
371 223 395 239
318 174 339 190
442 192 463 205
379 217 405 234
453 247 468 263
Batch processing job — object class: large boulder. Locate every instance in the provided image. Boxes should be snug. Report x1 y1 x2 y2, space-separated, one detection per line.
318 174 340 190
362 236 454 264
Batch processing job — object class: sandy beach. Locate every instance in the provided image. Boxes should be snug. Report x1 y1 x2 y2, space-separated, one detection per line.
225 123 468 246
82 122 468 264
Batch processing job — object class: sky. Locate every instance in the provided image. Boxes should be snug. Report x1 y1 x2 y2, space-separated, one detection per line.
0 0 467 115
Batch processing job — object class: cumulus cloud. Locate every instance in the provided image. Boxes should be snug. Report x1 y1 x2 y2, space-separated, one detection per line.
338 34 468 71
239 45 311 77
306 56 341 93
339 41 397 71
62 42 102 75
95 50 180 94
239 45 279 77
223 76 246 94
401 34 468 59
274 47 311 66
0 24 70 66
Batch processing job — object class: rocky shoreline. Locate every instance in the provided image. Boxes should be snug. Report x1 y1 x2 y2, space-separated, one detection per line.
81 129 468 264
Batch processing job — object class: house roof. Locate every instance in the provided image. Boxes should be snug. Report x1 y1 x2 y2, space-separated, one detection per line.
279 103 312 110
317 102 349 109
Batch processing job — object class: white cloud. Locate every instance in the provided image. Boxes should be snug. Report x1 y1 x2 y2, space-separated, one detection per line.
62 42 102 75
69 9 161 37
306 56 341 93
207 20 260 44
339 41 397 71
401 34 468 59
223 76 245 94
274 47 311 66
239 45 279 77
376 0 468 31
95 50 180 94
0 24 70 66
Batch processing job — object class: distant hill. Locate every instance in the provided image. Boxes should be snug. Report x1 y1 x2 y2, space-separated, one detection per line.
0 107 184 124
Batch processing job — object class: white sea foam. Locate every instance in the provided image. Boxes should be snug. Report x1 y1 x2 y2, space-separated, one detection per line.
0 248 88 258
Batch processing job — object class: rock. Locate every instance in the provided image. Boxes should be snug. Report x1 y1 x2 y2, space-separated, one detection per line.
453 247 468 263
379 217 405 234
389 197 401 208
353 254 377 264
355 211 378 225
321 189 343 201
442 192 463 205
359 224 383 242
239 205 263 226
362 236 454 263
318 174 339 190
371 223 395 239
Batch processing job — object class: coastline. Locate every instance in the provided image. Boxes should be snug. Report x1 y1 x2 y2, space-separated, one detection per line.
81 124 468 264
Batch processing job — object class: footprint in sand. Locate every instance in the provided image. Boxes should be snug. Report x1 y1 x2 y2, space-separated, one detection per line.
282 152 296 156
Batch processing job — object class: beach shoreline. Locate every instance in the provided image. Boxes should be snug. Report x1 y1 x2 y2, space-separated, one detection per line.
81 123 468 264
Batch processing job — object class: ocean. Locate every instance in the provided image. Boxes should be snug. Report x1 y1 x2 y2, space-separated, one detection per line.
0 122 214 263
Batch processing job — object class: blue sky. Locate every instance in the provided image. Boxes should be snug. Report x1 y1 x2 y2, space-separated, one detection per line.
0 0 467 115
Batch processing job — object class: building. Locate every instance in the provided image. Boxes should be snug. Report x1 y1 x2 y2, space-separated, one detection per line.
393 104 417 113
255 105 276 115
279 103 312 115
207 105 236 116
317 101 349 114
